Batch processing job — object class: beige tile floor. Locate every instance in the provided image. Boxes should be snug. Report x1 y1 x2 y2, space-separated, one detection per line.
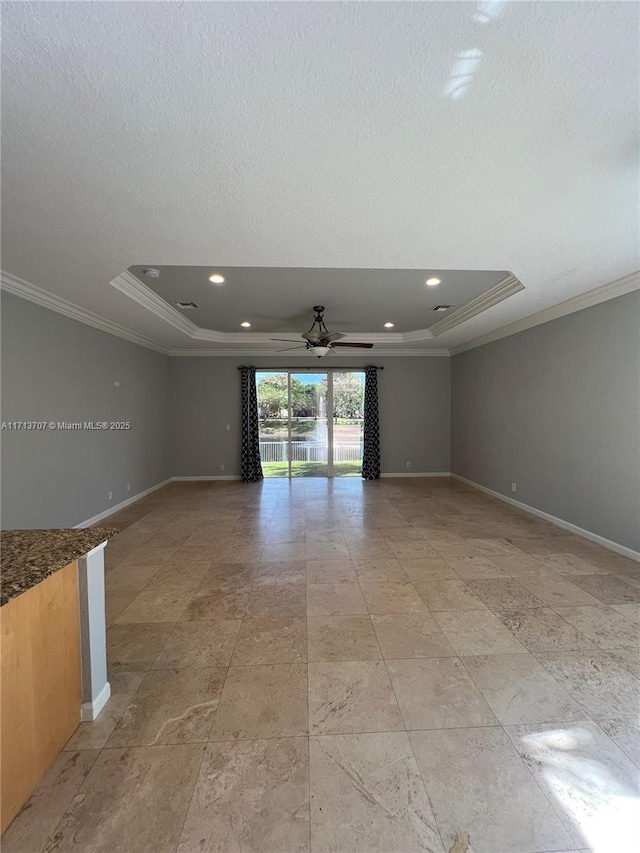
4 477 639 853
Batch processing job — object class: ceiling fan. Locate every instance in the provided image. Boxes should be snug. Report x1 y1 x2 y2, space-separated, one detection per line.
271 306 374 358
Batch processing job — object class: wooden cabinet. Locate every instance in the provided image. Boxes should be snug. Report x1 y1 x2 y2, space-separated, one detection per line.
0 561 81 833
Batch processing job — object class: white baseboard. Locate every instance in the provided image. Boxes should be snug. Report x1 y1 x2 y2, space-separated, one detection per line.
177 473 451 480
172 475 242 481
78 472 450 528
74 478 173 528
81 681 111 721
74 470 637 562
451 474 640 563
179 472 451 480
380 472 451 478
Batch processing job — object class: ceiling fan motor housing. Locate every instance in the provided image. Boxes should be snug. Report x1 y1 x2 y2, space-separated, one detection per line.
271 306 373 352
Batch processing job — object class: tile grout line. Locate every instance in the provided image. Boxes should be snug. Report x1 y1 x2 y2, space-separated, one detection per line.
205 554 263 742
172 742 209 853
34 479 639 851
381 650 450 852
306 585 312 853
496 712 587 849
355 543 441 839
29 749 102 853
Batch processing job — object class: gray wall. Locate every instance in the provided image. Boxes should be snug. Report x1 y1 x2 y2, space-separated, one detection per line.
8 285 636 551
1 292 171 528
169 356 451 477
451 291 640 552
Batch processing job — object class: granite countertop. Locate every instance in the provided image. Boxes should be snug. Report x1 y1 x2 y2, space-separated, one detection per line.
0 527 117 606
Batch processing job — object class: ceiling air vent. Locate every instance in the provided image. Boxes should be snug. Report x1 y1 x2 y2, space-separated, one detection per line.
432 304 455 312
172 301 199 310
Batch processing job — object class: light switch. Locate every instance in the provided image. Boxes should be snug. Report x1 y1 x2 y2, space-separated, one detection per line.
226 424 231 431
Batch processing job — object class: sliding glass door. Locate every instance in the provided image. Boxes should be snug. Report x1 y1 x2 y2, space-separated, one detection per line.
332 371 365 477
289 373 328 476
256 370 364 478
256 372 289 476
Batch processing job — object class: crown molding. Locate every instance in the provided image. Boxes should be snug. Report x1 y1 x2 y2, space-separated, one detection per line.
168 348 451 357
110 270 206 338
6 266 635 361
208 331 408 344
1 270 169 354
429 273 525 336
109 271 432 345
403 327 435 342
111 272 416 344
110 268 525 345
450 270 640 355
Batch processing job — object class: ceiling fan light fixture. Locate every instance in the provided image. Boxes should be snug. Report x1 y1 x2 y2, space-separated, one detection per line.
271 308 373 355
310 345 330 358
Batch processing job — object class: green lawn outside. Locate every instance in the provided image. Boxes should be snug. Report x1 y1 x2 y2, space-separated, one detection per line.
262 460 362 477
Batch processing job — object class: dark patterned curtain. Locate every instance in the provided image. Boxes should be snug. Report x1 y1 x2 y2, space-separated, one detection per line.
362 365 380 480
240 366 264 482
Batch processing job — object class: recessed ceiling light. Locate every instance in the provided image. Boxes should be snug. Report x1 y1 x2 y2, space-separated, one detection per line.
383 322 395 328
241 321 251 328
208 273 225 284
426 277 441 286
143 268 160 278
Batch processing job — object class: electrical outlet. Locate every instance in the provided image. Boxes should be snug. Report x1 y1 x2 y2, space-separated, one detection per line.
220 464 225 471
127 483 131 492
114 381 120 387
511 482 517 493
108 490 113 501
406 461 411 468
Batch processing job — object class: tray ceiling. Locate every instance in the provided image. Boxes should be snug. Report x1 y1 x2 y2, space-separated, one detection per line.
1 1 637 353
127 266 511 334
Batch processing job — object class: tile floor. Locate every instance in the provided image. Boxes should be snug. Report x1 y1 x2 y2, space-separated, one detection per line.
3 477 639 853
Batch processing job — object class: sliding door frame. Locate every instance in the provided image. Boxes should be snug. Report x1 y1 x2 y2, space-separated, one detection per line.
257 368 364 479
326 374 334 479
287 372 293 479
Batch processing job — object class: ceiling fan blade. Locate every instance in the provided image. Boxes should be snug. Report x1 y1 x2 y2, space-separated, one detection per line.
276 345 306 353
302 332 346 344
271 338 302 343
330 342 374 349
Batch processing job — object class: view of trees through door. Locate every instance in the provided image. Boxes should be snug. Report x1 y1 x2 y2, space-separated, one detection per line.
256 371 365 477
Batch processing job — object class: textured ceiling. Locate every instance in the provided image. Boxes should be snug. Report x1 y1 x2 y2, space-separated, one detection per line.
1 1 638 352
128 266 509 333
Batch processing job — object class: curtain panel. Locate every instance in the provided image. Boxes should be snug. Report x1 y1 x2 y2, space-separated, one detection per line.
240 366 264 482
362 365 380 479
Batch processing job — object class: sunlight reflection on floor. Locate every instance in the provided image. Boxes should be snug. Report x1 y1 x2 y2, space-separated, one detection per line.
520 726 640 852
